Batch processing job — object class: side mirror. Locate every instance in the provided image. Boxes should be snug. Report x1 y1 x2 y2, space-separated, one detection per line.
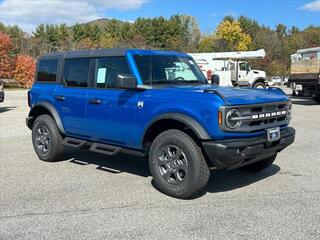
116 74 137 89
211 74 220 86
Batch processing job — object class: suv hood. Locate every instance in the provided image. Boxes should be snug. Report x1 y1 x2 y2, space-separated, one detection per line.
159 85 288 105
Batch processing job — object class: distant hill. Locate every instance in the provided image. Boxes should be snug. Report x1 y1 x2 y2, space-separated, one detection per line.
84 18 131 28
86 18 112 27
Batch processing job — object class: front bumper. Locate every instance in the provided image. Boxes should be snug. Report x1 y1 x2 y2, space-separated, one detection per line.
202 127 295 170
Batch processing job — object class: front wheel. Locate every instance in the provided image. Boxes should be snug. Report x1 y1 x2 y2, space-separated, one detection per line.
149 129 210 199
240 155 276 172
253 81 266 89
313 94 320 103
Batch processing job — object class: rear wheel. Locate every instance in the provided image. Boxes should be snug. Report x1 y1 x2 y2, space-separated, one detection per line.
32 114 64 162
240 155 276 172
149 129 210 199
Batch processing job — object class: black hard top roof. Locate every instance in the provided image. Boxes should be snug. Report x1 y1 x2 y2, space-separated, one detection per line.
38 48 189 60
39 48 128 59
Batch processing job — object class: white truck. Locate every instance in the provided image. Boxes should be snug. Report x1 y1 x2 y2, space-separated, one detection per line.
189 49 267 88
289 47 320 103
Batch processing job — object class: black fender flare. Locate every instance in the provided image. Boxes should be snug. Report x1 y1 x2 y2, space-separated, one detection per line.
143 113 211 142
27 102 66 135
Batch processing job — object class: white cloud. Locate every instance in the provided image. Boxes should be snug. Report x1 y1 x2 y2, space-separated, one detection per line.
0 0 148 32
224 11 238 17
301 0 320 12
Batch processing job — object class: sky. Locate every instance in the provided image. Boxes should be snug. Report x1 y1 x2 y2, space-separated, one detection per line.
0 0 319 33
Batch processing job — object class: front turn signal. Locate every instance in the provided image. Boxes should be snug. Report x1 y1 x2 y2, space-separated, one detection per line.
218 111 223 125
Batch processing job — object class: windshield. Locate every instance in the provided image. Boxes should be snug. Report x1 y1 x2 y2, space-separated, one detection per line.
133 55 207 85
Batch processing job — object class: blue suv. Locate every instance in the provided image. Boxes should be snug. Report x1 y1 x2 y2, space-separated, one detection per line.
27 49 295 198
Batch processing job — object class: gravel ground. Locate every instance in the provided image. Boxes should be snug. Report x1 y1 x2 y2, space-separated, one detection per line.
0 90 319 240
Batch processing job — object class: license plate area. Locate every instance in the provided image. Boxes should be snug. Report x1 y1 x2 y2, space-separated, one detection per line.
267 127 280 142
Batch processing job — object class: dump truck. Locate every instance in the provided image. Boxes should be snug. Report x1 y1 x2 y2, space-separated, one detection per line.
290 47 320 103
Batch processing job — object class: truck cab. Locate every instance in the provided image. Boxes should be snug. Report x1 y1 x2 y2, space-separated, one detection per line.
26 48 295 199
189 49 268 89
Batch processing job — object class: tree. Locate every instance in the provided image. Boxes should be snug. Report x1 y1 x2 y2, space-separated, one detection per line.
129 35 146 48
75 37 97 49
0 32 15 79
276 23 287 38
58 24 72 50
99 33 118 48
302 26 320 47
13 55 36 88
199 35 215 52
215 20 252 51
289 26 300 35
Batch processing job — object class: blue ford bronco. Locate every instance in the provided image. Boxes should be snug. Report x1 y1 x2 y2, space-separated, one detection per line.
27 49 295 198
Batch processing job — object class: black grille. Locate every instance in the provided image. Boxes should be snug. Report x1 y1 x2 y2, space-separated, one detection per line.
220 101 291 133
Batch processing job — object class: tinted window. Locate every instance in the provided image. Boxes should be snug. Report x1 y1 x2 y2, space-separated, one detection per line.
95 57 131 88
63 58 90 87
133 55 206 85
37 59 58 82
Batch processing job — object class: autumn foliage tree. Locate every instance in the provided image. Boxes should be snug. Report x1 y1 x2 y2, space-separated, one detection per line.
216 20 252 51
13 55 36 88
0 32 15 79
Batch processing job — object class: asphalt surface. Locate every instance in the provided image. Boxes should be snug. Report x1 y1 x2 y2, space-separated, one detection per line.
0 90 319 240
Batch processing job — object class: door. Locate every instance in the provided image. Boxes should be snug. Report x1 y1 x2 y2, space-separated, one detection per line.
238 61 250 82
86 57 139 147
54 58 91 138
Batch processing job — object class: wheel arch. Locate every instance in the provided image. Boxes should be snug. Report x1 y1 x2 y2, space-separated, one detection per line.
252 77 267 87
142 113 211 149
27 102 66 135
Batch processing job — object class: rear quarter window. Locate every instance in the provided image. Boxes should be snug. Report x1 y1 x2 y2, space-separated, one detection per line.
37 59 58 82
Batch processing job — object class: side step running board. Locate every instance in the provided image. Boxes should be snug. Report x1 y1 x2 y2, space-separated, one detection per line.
63 137 146 157
90 143 121 156
63 137 87 148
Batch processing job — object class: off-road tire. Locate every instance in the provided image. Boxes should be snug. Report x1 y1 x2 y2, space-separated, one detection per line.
32 114 64 162
313 94 320 103
149 129 210 199
240 155 277 172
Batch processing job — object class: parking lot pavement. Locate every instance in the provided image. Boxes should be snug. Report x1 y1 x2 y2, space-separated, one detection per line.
0 90 320 240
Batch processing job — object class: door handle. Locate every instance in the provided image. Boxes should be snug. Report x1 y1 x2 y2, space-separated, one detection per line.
55 95 65 101
89 99 102 104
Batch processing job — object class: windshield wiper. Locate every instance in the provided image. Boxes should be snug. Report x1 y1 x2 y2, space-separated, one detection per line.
178 80 203 84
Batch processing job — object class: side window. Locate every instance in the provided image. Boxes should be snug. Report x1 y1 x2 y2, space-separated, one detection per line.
63 58 90 87
239 62 247 71
37 59 58 82
95 57 131 88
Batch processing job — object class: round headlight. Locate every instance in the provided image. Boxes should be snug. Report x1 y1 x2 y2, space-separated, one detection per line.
226 109 242 129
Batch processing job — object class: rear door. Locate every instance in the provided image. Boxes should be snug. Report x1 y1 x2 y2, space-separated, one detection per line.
86 56 139 147
54 58 91 138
